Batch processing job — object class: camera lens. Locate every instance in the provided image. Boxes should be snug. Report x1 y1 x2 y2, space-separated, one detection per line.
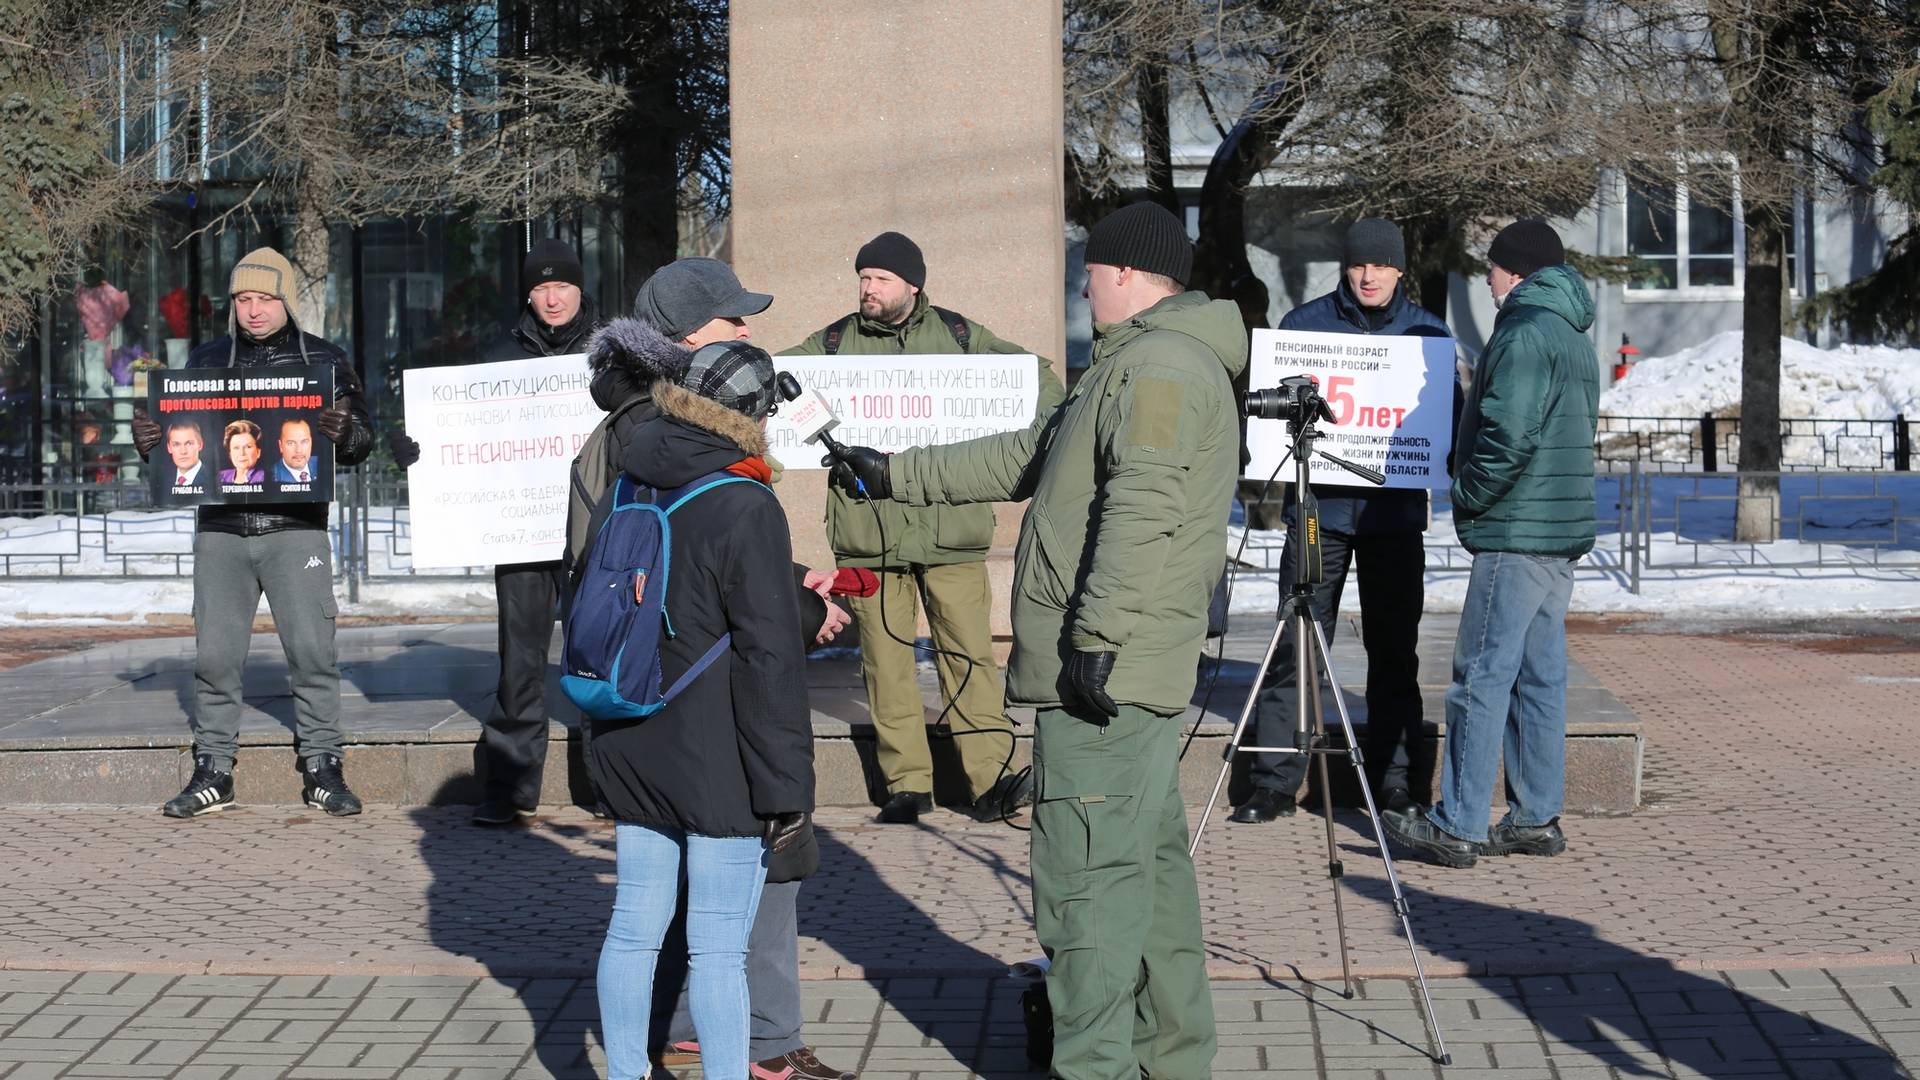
1243 388 1288 420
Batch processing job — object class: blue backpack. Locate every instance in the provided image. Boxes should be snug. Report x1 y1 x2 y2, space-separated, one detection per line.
560 471 769 721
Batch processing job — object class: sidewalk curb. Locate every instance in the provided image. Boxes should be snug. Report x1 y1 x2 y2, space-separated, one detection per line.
9 950 1916 981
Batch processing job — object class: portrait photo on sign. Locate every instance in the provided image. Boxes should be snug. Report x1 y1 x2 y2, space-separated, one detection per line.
146 365 337 507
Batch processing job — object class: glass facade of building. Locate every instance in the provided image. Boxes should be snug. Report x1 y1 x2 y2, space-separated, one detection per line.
2 202 625 505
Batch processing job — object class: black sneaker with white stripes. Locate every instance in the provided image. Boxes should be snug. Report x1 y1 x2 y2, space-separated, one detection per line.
300 754 363 816
161 755 235 818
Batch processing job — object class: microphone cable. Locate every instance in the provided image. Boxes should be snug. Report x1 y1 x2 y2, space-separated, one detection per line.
841 468 1029 831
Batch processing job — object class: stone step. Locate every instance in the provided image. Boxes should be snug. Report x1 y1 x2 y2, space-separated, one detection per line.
0 620 1642 812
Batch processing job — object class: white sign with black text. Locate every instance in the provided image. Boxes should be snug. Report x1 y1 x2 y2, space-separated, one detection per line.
1244 329 1456 490
766 354 1040 467
402 353 602 568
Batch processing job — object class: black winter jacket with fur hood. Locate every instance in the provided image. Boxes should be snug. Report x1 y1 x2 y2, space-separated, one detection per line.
583 380 815 838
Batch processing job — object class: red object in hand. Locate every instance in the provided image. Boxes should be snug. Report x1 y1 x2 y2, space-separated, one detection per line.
830 569 880 597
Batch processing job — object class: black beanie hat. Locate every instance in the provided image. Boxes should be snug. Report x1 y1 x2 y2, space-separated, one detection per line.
855 232 926 290
522 239 584 293
1487 220 1565 279
1343 218 1406 270
1084 202 1193 286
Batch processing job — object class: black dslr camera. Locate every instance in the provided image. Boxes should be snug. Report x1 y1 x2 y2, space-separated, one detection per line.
1243 374 1335 433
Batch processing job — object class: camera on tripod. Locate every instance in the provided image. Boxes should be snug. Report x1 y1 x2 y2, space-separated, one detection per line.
1244 374 1336 433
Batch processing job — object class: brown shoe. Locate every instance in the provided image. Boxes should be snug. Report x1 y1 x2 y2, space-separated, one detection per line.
753 1047 857 1080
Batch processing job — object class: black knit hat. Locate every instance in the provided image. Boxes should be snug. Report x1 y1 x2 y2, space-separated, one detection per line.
1487 220 1565 279
521 239 584 293
1344 218 1406 270
1084 202 1193 286
682 340 779 420
855 232 926 290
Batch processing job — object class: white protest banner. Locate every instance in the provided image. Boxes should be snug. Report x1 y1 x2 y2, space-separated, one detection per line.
402 354 601 568
1245 329 1455 489
766 354 1039 467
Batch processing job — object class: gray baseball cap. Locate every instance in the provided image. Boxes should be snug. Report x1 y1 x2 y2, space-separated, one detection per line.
633 257 773 342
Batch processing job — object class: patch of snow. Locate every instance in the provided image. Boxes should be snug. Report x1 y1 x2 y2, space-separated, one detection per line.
1599 332 1920 466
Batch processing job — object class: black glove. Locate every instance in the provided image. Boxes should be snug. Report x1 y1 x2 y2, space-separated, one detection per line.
387 429 422 468
131 410 163 457
314 407 352 443
823 445 891 500
1063 649 1119 718
763 811 809 855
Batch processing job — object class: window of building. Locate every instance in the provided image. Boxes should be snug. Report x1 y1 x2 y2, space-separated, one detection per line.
1624 167 1813 299
1625 172 1740 294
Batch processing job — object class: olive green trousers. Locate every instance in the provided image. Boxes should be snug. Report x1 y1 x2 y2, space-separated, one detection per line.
1031 703 1216 1080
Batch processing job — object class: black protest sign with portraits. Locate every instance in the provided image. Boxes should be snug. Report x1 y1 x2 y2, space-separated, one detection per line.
147 366 337 506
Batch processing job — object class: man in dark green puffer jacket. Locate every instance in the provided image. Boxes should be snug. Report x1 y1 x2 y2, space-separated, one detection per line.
1385 220 1600 870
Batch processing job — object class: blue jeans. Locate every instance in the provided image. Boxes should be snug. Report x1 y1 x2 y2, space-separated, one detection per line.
598 823 768 1080
1429 551 1577 844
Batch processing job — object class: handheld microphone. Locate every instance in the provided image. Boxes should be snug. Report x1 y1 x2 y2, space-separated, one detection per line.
774 371 863 488
776 371 844 452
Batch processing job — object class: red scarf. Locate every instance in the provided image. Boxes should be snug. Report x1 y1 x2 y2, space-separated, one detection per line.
725 456 773 484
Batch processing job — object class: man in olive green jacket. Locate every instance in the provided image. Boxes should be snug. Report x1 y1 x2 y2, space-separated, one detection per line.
1385 220 1600 871
831 203 1244 1080
784 231 1065 825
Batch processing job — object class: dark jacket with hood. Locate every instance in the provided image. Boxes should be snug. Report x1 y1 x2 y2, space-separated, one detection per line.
187 314 374 537
1451 265 1600 557
486 295 600 363
581 318 829 875
583 374 815 842
1275 278 1453 536
889 291 1248 714
582 314 679 482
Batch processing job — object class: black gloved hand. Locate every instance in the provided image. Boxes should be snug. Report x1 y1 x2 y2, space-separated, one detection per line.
823 445 890 500
314 407 352 443
387 428 421 468
1063 649 1119 718
763 811 810 855
131 410 163 457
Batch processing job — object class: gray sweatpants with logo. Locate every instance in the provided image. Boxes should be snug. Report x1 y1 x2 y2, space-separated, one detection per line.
190 529 343 769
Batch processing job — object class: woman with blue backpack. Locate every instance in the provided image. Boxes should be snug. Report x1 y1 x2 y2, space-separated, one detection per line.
573 339 814 1080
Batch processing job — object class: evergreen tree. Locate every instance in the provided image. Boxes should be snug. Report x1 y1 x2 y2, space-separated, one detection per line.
1796 67 1920 345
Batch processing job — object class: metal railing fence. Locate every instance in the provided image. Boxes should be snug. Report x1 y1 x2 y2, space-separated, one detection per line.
5 414 1916 589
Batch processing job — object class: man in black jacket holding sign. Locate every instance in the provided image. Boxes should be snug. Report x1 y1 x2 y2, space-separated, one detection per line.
132 247 375 819
390 239 601 826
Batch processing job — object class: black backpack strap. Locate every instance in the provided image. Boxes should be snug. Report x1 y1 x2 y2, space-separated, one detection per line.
599 396 652 484
821 315 855 356
932 306 972 352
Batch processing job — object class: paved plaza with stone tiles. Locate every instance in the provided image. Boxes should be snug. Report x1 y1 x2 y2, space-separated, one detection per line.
1 615 1917 1077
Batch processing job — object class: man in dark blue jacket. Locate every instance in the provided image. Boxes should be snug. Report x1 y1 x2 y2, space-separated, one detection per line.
1232 218 1451 824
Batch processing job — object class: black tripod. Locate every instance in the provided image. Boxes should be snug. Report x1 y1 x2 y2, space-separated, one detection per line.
1189 380 1452 1065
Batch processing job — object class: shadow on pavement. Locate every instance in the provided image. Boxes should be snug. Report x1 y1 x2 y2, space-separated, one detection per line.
1338 880 1909 1077
411 779 614 1080
808 824 1040 1079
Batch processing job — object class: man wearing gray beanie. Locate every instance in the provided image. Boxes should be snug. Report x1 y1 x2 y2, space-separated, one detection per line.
784 232 1065 828
1233 217 1453 827
1385 218 1599 870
